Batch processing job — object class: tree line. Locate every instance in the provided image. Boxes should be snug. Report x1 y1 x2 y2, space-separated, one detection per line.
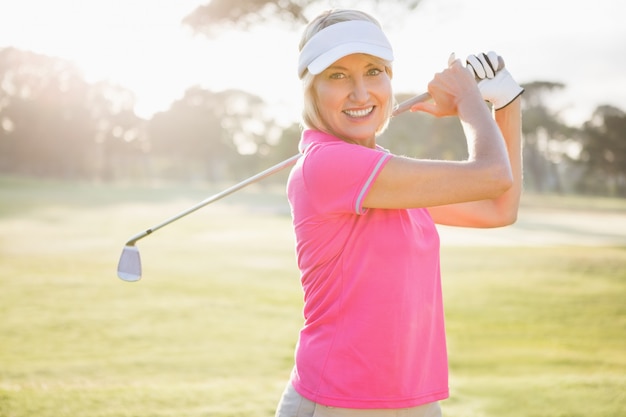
0 47 624 196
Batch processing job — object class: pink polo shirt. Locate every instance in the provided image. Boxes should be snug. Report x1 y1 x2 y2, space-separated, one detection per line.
286 130 449 409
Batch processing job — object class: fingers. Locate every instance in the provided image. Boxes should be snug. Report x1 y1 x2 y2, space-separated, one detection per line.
485 51 500 72
410 95 456 118
466 55 481 79
448 52 456 67
466 51 501 80
478 54 496 78
413 51 516 114
446 52 475 83
413 52 490 117
409 100 438 115
466 51 522 109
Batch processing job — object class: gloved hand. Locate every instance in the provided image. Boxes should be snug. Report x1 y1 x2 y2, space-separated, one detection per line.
466 51 524 110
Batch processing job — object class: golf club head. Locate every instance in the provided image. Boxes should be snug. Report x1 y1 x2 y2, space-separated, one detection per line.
117 245 142 282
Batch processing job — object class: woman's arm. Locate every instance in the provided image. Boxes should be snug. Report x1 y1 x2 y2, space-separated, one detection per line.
427 96 523 227
363 58 514 211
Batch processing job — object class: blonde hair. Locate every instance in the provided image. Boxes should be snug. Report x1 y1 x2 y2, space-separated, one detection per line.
299 9 394 136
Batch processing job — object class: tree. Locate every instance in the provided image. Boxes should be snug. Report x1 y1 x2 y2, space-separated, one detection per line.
579 105 626 196
0 47 142 180
520 81 577 193
380 93 467 161
0 48 94 177
89 81 145 181
217 89 288 177
182 0 422 35
147 87 285 182
148 87 233 182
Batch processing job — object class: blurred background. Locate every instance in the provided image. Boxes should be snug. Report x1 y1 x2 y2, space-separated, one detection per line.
1 2 624 416
0 0 624 195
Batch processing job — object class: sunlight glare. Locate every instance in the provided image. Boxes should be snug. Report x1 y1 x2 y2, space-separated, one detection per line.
2 0 624 125
0 0 300 119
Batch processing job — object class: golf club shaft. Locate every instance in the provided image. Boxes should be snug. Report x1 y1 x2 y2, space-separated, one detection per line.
124 153 302 246
392 92 430 117
124 92 431 246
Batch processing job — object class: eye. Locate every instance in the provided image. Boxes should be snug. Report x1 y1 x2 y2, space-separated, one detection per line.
328 72 346 80
367 67 383 76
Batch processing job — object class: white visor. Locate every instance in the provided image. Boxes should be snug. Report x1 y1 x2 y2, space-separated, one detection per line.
298 20 393 79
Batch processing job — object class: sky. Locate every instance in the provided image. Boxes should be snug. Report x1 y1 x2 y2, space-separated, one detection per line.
0 0 624 125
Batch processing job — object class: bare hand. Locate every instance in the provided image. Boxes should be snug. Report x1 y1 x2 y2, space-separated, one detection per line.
410 53 483 117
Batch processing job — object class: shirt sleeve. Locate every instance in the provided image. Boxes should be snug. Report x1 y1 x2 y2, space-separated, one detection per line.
302 141 392 215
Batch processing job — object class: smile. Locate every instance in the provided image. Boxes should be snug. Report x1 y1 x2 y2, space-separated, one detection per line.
343 106 374 118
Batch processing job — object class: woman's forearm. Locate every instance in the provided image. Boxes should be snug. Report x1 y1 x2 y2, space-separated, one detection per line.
492 96 523 223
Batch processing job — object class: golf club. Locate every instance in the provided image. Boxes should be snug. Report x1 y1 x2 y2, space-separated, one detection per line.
117 54 507 282
116 92 430 282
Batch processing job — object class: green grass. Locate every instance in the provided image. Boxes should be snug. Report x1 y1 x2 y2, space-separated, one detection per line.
441 246 625 416
0 177 625 416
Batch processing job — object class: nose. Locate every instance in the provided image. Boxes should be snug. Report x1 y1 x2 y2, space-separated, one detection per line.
349 76 369 103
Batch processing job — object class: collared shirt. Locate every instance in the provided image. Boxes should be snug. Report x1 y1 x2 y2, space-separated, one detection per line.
286 129 449 409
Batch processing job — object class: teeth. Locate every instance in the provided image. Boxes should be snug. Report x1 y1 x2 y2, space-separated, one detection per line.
344 107 373 118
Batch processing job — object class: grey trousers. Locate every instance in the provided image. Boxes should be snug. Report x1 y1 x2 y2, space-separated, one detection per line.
275 383 443 417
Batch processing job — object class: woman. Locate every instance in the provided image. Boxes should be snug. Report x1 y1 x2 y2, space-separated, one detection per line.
276 9 523 417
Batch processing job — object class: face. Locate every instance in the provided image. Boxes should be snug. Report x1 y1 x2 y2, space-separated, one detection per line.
313 54 392 147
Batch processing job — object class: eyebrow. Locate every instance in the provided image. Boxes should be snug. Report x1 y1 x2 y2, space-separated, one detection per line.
325 62 379 72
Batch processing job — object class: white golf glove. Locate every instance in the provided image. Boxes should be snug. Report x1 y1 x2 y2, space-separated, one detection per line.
466 51 524 110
